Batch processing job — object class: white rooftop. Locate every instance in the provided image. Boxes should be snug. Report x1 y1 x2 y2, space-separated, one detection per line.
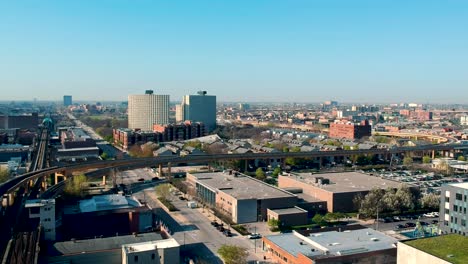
79 194 140 213
265 227 397 260
122 238 179 253
449 182 468 189
25 199 55 208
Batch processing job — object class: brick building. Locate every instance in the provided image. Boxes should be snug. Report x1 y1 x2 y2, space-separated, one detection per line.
278 172 410 213
262 225 397 264
113 122 205 151
329 120 371 139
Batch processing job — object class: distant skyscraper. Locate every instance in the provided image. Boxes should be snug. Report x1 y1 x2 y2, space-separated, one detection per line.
176 91 216 132
63 95 72 106
128 90 169 131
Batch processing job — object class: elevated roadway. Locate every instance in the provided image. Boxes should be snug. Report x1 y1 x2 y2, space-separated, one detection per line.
2 142 466 198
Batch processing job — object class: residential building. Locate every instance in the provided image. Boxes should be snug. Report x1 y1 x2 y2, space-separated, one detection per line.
262 225 397 264
461 115 468 126
128 90 169 131
278 172 409 212
63 95 72 106
329 120 371 139
25 199 56 241
186 171 298 223
176 91 216 132
397 234 467 264
439 182 468 236
122 238 180 264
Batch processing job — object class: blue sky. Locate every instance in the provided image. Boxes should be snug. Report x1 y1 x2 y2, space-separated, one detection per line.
1 1 467 103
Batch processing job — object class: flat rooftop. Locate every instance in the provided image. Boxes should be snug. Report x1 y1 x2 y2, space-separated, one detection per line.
51 232 164 255
122 238 179 253
270 207 307 215
192 172 295 200
79 194 141 213
286 172 406 193
25 199 55 208
448 182 468 190
404 234 468 264
265 227 397 260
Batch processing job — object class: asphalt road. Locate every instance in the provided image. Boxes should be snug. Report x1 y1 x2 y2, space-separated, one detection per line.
362 216 440 232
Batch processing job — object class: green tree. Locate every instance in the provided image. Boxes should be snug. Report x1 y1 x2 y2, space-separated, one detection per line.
0 168 10 183
358 188 386 217
324 212 346 222
100 152 109 160
155 183 172 200
282 147 290 153
255 168 266 181
422 156 432 164
458 156 466 161
395 185 415 211
312 214 327 226
217 244 249 264
272 167 282 178
420 194 440 210
382 188 399 212
268 218 281 231
403 156 413 166
64 174 87 197
184 140 202 150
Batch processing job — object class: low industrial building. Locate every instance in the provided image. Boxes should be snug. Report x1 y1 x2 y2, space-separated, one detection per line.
267 207 308 227
122 238 180 264
44 233 178 264
187 171 298 223
397 234 468 264
56 127 100 161
278 172 408 212
262 225 397 264
62 194 152 240
25 199 56 241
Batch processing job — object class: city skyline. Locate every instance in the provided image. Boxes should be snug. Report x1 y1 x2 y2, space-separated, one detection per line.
1 1 468 103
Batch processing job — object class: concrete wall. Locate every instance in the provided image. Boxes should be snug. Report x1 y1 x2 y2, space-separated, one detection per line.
397 242 450 264
259 196 298 221
234 199 257 223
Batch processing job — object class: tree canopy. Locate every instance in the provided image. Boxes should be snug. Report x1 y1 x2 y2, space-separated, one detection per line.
217 244 249 264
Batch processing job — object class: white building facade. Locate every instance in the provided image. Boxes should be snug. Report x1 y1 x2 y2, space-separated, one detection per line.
176 91 216 132
128 90 169 131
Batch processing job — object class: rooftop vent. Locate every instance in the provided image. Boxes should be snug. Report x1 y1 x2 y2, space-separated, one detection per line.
370 238 379 241
145 90 154 95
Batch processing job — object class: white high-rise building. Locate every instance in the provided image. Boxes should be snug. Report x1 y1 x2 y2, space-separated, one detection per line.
176 91 216 132
128 90 169 131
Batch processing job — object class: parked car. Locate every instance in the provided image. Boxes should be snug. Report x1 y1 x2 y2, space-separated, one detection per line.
394 224 405 230
247 233 262 239
223 230 232 237
423 212 438 218
393 216 401 221
420 221 429 226
384 217 394 223
218 226 226 232
211 221 219 227
405 222 416 228
431 220 439 224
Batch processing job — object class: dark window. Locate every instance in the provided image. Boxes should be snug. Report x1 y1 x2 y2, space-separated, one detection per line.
462 219 466 226
454 205 459 211
464 208 466 214
446 197 450 203
151 253 155 260
456 193 463 200
445 209 450 214
455 217 458 224
134 255 138 262
444 221 449 226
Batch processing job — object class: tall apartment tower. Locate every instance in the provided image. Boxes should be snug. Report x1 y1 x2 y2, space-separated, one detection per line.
128 90 169 131
63 95 72 106
176 91 216 132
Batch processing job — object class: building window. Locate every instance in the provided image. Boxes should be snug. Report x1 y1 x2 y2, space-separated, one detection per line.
444 221 449 226
456 193 463 201
445 209 450 214
464 208 466 214
451 216 454 223
151 253 155 260
446 197 450 203
462 219 466 227
134 255 138 262
454 205 458 211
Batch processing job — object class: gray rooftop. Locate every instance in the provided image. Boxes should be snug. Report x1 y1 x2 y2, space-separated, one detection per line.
51 232 164 255
288 172 406 193
269 207 307 215
265 228 397 260
192 172 296 200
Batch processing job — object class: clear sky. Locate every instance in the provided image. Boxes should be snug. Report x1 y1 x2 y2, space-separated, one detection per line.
1 1 467 103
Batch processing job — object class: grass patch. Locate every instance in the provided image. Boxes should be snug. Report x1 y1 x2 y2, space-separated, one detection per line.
232 225 250 235
158 197 179 211
405 234 468 264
